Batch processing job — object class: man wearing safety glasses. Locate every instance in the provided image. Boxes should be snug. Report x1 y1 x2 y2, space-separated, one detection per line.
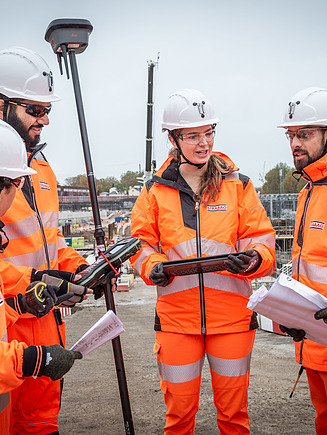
0 47 90 435
278 87 327 434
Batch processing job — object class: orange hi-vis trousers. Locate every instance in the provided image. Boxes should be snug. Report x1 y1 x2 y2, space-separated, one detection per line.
154 330 256 435
306 368 327 434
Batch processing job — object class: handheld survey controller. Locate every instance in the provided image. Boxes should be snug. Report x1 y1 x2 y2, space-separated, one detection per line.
75 237 141 289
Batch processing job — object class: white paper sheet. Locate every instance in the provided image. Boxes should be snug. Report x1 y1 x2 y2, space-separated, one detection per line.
70 310 125 356
247 273 327 347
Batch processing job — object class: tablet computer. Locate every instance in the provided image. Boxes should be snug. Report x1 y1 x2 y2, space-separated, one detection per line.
162 252 246 277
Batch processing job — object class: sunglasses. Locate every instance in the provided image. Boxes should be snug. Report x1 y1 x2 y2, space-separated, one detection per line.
8 100 52 118
10 177 25 190
285 127 326 142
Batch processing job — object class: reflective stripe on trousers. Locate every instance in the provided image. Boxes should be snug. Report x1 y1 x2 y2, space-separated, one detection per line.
154 330 255 434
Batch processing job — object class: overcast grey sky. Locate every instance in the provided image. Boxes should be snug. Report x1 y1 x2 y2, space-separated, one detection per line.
1 0 327 187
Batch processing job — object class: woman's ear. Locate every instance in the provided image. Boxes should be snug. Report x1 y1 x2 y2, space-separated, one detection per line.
0 99 4 120
168 134 178 149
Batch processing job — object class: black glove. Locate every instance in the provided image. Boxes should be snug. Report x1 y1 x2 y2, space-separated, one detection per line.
31 268 75 283
5 282 72 318
23 344 82 381
224 250 262 274
150 263 170 287
314 308 327 324
40 275 87 307
279 325 306 342
93 284 106 300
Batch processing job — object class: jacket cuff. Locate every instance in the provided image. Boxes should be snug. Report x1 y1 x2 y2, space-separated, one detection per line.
5 294 26 315
23 345 46 377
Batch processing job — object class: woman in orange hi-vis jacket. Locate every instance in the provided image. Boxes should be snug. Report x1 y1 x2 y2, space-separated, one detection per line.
130 89 275 435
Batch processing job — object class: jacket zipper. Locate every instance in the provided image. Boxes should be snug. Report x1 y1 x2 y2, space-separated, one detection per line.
27 144 51 269
296 175 313 281
195 201 206 334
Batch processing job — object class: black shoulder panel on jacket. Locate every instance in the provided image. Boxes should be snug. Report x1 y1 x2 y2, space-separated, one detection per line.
239 173 250 189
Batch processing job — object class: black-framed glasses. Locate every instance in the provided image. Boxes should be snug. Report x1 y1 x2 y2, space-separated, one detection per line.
285 127 326 142
177 130 216 145
8 100 52 118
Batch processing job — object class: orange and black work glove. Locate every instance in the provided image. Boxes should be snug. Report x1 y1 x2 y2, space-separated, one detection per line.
150 262 170 287
31 269 87 307
23 344 82 381
225 250 262 274
5 282 72 318
279 325 306 342
314 308 327 324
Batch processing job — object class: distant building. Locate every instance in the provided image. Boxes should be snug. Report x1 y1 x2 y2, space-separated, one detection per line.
128 185 142 196
57 185 89 197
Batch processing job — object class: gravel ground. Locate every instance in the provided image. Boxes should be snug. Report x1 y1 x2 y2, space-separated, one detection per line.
58 280 316 434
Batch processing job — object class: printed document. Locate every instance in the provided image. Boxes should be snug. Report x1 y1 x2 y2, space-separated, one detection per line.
70 310 125 356
247 273 327 347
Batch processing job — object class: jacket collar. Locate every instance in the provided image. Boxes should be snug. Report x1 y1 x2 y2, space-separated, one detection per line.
302 153 327 182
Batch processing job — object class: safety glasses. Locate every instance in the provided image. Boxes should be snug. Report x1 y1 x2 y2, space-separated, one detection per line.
10 177 25 191
8 100 52 118
285 128 326 142
177 130 216 145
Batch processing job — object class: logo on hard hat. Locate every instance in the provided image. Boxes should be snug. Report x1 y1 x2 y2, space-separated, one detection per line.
288 100 300 119
193 101 206 118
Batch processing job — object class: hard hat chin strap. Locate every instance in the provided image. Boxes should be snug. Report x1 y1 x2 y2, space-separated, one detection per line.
171 132 206 170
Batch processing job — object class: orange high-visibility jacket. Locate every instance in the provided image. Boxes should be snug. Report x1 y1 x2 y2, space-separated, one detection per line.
293 154 327 371
0 275 27 434
131 153 275 335
0 149 86 434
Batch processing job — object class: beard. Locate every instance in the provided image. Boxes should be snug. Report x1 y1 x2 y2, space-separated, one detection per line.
293 139 326 172
7 106 41 151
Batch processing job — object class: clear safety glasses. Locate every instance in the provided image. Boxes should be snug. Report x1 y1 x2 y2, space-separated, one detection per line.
177 130 216 145
285 127 327 142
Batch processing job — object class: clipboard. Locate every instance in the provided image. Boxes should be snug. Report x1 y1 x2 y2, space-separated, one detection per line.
162 252 247 277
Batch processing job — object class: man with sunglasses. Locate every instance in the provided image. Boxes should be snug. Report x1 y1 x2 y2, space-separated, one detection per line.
278 87 327 434
0 47 90 434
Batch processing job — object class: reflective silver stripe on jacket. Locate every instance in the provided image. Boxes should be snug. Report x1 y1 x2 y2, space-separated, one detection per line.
207 351 252 377
3 211 58 241
0 332 10 412
165 239 235 261
158 356 204 383
0 392 10 413
293 256 327 285
157 273 252 297
1 244 58 268
224 172 240 180
134 244 159 274
236 234 275 252
57 236 68 249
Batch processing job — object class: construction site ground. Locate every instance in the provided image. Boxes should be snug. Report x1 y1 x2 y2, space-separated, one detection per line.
59 278 316 435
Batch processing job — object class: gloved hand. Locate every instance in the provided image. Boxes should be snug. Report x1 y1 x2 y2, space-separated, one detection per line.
279 325 306 342
31 268 75 284
224 250 262 274
23 344 82 381
150 263 170 287
40 275 88 307
5 282 73 318
314 308 327 324
93 278 117 300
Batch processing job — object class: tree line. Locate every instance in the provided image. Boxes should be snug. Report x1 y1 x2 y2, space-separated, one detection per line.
63 170 143 195
62 163 306 195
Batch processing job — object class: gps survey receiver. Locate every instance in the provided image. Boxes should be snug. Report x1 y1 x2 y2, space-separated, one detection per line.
76 237 141 289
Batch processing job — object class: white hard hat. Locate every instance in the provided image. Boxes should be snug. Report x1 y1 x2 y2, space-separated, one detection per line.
162 88 219 131
0 120 36 178
0 47 60 103
278 87 327 128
